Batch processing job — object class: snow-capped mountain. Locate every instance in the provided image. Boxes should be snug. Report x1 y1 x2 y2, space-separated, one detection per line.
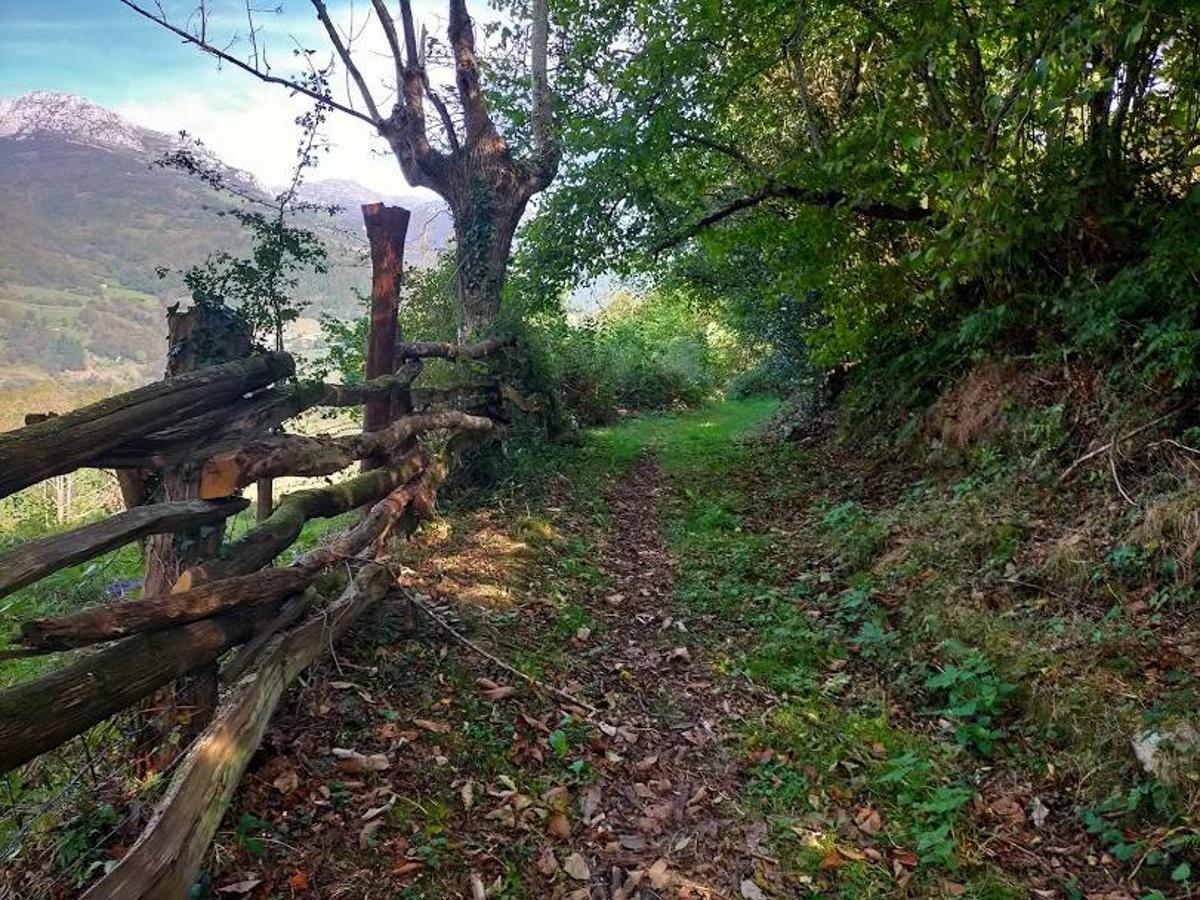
0 91 450 388
0 91 258 186
0 91 151 153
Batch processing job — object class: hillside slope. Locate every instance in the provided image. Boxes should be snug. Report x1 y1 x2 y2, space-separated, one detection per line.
0 92 450 391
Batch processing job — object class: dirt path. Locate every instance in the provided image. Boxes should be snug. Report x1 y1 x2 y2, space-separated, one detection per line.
203 451 775 899
543 453 766 899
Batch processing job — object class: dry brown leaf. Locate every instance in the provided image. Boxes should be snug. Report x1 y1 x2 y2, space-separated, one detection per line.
547 812 571 839
619 834 647 851
819 849 853 870
287 870 309 891
393 860 424 877
580 785 601 822
414 718 451 734
647 858 673 890
854 806 883 835
563 852 591 881
333 750 391 773
272 769 299 794
536 844 560 875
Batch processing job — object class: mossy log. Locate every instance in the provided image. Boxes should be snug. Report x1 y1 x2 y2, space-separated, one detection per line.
0 498 248 600
0 601 280 773
395 334 514 360
18 568 313 651
82 565 392 900
0 352 294 498
174 449 427 589
198 411 491 498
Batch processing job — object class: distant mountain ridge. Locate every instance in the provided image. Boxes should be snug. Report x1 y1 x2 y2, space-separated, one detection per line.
0 91 451 389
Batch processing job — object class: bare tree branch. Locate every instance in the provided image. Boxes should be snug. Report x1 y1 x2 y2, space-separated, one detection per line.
310 0 383 124
448 0 494 142
369 0 407 89
119 0 378 127
528 0 558 184
416 19 462 152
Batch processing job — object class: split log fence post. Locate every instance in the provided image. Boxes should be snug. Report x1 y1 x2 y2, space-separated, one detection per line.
361 202 412 470
0 201 524 896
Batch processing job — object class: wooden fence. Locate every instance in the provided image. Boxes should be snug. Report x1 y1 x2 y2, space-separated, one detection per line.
0 333 513 897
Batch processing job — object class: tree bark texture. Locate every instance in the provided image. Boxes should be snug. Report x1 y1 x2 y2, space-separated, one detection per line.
19 568 313 651
0 498 248 600
0 601 280 774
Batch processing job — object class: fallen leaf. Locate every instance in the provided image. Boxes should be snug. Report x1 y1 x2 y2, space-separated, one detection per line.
820 850 852 870
461 781 476 810
563 852 590 881
393 860 424 877
740 880 766 900
941 882 967 896
548 812 571 839
647 859 673 890
469 872 487 900
333 750 391 773
217 878 262 895
413 718 451 734
634 755 659 773
990 796 1026 827
854 806 883 835
580 785 601 822
287 870 309 891
1030 796 1050 828
619 834 647 851
668 646 692 664
536 844 560 875
272 769 299 794
363 796 395 820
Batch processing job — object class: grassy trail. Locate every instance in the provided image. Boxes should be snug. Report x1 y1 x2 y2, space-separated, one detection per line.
191 397 1195 899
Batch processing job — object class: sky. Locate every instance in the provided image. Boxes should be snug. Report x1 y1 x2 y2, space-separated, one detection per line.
0 0 455 195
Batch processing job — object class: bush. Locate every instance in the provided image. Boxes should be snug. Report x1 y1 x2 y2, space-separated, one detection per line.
514 287 741 426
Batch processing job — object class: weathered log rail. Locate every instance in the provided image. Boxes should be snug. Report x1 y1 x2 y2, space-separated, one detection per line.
0 328 514 894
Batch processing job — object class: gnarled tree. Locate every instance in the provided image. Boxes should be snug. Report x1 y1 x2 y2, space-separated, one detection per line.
122 0 560 338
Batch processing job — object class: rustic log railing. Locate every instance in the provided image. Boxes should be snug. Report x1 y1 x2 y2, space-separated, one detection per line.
0 331 513 894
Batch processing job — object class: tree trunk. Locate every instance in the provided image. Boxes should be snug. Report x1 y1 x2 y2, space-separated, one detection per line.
449 165 529 339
